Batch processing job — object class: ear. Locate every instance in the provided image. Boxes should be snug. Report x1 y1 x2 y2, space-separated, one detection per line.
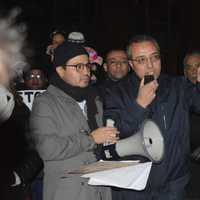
56 66 65 78
128 65 131 72
129 60 134 71
103 63 108 72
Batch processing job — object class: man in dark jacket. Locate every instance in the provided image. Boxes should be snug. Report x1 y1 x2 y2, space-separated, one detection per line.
183 51 200 198
104 35 200 199
97 49 130 103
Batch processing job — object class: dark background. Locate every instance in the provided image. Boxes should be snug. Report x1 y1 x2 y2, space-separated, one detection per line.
1 0 200 75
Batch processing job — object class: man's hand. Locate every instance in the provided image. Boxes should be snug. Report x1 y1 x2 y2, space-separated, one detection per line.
136 78 159 108
46 44 58 55
90 127 119 144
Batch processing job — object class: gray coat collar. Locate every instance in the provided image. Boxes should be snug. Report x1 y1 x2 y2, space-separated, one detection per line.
47 84 103 127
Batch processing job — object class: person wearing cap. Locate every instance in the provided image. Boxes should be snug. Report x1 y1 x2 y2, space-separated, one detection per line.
30 42 118 200
67 31 85 44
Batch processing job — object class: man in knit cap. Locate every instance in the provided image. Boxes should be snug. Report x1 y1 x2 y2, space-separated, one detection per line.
30 42 118 200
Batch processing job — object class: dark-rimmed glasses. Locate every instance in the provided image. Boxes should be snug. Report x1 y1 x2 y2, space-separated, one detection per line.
63 63 92 72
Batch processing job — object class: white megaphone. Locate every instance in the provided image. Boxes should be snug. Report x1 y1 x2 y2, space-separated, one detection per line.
104 119 164 163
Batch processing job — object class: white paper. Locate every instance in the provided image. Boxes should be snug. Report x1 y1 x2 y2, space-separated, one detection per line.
82 162 152 190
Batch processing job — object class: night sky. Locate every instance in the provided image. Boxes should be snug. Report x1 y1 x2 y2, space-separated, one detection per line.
1 0 200 75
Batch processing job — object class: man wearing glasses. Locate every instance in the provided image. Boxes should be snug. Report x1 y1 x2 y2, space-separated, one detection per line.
183 51 200 198
23 68 48 90
103 49 130 82
98 49 130 102
104 35 200 199
184 51 200 85
30 42 118 200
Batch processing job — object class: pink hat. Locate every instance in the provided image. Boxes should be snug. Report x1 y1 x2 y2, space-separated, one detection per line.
85 46 103 66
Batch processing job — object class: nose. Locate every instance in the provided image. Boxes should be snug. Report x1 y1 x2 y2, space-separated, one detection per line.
116 62 122 68
146 58 154 69
82 66 90 76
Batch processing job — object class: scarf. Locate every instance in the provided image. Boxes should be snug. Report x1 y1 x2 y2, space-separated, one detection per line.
50 73 98 131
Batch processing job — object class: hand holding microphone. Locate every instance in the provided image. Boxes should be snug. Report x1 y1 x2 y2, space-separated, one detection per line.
136 73 158 108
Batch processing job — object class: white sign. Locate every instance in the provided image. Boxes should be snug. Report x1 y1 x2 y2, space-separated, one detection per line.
18 90 46 110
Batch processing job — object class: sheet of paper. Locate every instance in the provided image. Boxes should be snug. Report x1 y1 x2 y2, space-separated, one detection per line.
82 162 152 190
66 160 140 174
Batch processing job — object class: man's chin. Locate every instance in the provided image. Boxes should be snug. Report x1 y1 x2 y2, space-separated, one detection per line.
110 74 124 81
79 81 89 88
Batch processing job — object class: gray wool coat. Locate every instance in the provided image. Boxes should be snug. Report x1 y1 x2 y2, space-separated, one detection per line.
30 85 111 200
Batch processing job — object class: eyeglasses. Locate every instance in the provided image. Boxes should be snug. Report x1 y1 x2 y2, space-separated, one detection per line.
26 74 43 80
185 63 200 71
132 53 161 65
107 60 129 67
64 63 92 72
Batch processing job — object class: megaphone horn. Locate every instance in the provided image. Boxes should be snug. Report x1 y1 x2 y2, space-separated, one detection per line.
104 119 165 163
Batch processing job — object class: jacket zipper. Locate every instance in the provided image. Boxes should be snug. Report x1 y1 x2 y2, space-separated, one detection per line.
161 105 167 130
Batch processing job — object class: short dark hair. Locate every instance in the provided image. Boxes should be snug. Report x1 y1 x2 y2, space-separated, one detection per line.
105 49 127 63
50 30 66 40
126 35 160 59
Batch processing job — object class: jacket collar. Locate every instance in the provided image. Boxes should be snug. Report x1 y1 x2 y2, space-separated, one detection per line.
47 84 78 104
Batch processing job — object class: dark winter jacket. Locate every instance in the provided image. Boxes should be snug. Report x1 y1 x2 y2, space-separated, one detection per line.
104 72 200 190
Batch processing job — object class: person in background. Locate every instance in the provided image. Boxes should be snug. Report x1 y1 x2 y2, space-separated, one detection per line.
23 67 48 90
46 30 66 62
98 49 130 103
0 10 43 200
68 32 105 83
16 66 48 200
184 51 200 85
103 49 130 82
183 51 200 198
85 46 104 84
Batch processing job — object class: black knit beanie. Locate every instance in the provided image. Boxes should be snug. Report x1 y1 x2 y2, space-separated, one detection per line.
53 41 88 68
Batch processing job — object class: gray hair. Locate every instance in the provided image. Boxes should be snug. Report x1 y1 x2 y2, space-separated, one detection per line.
0 8 27 80
126 35 160 59
183 51 200 68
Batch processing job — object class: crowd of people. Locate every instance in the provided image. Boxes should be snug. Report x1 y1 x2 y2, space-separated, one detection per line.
1 12 200 200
